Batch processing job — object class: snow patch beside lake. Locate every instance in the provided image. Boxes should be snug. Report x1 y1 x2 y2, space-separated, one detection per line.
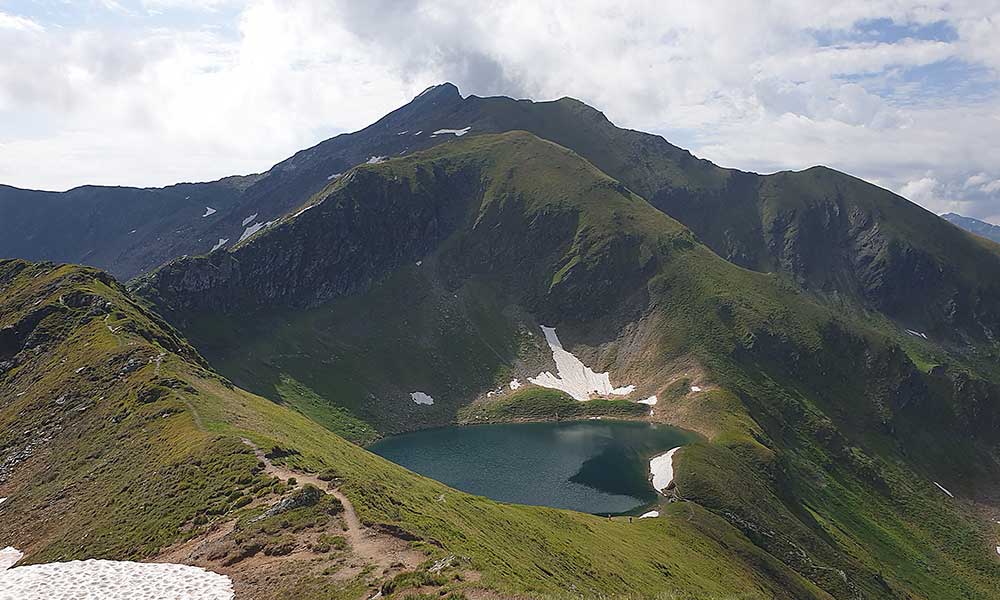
528 326 635 401
410 392 434 405
210 238 228 252
366 156 388 164
0 547 21 570
933 481 954 498
650 447 682 494
241 213 258 227
326 172 342 180
639 510 659 519
201 207 216 217
0 559 233 599
639 396 657 406
432 127 471 137
509 379 522 390
906 329 928 339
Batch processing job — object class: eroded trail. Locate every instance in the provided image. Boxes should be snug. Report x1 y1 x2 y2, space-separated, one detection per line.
241 439 424 574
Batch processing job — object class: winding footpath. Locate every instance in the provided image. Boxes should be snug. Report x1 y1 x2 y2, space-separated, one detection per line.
240 439 424 574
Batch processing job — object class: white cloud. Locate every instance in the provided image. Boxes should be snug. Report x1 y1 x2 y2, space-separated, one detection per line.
0 11 43 32
0 0 997 224
900 177 940 204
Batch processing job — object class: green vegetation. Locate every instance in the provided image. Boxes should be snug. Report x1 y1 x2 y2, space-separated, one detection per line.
134 132 1000 599
458 386 648 423
7 128 1000 599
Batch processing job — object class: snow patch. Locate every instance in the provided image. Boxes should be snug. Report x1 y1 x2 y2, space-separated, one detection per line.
414 130 423 135
527 326 635 401
639 396 657 406
366 156 388 164
0 547 22 571
650 447 682 494
933 481 954 498
639 510 659 519
410 392 434 405
431 127 471 137
210 238 229 252
241 213 258 227
291 205 314 219
690 385 702 392
416 260 423 266
239 221 275 243
201 207 216 217
996 546 1000 556
326 172 342 180
509 379 522 390
128 229 136 235
905 329 929 339
0 559 233 599
0 498 5 505
397 131 408 135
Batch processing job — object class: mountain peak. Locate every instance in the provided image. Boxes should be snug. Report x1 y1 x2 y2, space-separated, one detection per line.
413 82 462 103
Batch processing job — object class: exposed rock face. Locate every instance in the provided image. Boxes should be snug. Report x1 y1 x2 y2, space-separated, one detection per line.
136 165 481 314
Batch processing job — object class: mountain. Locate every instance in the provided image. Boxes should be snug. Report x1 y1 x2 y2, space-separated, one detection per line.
4 85 1000 599
134 131 1000 599
942 212 1000 244
8 83 1000 351
2 258 850 599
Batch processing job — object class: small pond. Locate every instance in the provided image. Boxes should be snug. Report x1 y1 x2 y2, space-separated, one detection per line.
369 420 699 514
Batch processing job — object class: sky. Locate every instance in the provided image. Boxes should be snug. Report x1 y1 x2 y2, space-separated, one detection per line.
1 1 999 223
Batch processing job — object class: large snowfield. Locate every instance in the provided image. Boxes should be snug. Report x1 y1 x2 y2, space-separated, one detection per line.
528 326 635 401
0 559 234 600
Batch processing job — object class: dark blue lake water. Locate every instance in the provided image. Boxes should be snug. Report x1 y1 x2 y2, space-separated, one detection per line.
369 420 698 514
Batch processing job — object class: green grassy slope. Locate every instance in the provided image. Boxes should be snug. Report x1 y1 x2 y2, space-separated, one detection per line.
417 88 1000 347
133 133 1000 598
0 258 838 599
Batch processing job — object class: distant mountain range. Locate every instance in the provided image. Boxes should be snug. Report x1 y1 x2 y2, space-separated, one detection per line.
2 84 999 599
942 211 1000 243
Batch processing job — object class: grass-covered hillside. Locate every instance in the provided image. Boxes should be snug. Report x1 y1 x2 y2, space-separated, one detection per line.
133 132 1000 598
1 258 853 600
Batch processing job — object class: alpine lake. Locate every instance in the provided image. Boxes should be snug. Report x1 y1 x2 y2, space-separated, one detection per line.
369 420 700 515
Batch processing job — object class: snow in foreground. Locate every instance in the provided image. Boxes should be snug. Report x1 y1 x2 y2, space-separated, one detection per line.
201 207 217 217
639 510 659 519
410 391 434 405
649 447 682 493
0 547 22 570
0 559 233 600
528 326 635 401
639 396 657 406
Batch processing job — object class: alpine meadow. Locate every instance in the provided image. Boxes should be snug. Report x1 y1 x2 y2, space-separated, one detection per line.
1 4 999 600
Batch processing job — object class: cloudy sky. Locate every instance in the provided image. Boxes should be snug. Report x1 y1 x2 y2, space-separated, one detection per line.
1 1 999 222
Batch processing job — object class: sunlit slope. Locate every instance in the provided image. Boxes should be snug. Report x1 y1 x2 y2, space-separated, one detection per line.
134 133 1000 598
0 258 835 599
